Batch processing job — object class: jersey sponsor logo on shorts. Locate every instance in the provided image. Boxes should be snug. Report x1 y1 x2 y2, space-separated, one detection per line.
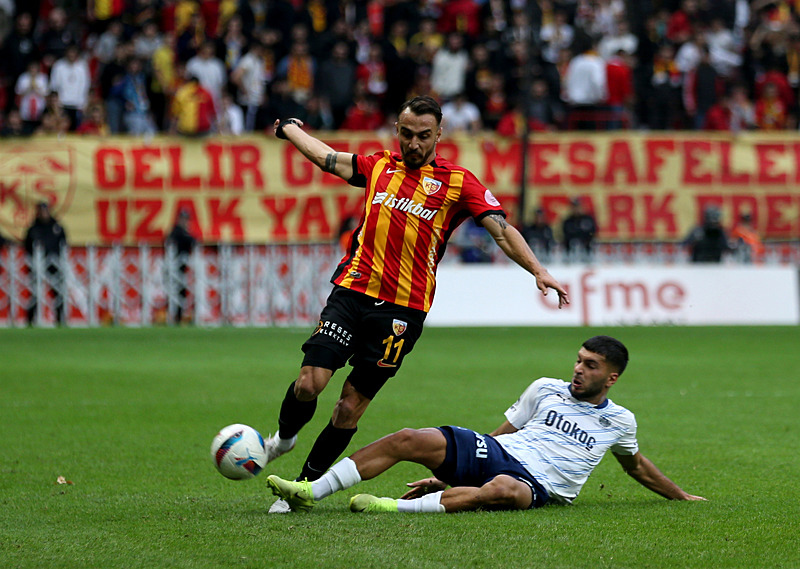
422 177 442 195
392 319 407 336
544 410 596 450
372 192 437 220
474 433 488 459
313 319 353 346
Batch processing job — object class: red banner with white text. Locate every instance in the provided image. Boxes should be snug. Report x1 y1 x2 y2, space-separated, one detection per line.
1 132 799 245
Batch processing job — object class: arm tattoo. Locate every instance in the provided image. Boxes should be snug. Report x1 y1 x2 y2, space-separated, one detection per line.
324 152 339 173
487 214 509 230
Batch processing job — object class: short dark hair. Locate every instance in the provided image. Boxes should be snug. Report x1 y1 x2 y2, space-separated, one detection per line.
398 96 442 125
582 336 629 374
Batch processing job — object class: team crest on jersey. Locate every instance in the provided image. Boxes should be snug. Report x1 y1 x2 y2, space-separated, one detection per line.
392 319 407 336
422 177 442 195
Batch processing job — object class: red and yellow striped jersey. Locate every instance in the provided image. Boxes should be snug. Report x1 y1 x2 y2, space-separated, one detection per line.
331 151 505 312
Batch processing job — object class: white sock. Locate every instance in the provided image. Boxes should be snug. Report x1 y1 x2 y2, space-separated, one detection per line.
396 491 446 513
310 457 362 500
275 434 296 451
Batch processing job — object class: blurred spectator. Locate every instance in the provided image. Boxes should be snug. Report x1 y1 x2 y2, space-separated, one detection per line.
431 32 469 101
101 41 134 134
441 92 482 133
675 30 705 77
39 7 76 66
522 208 556 258
755 81 788 130
120 57 157 136
15 59 48 131
564 33 607 130
36 91 70 136
683 47 721 130
438 0 482 39
0 0 12 41
24 201 67 325
705 17 742 78
302 95 334 130
219 92 244 135
605 49 634 129
76 103 110 135
2 12 40 84
133 19 164 64
561 197 597 261
230 40 269 131
382 20 420 117
356 43 388 106
150 32 178 130
165 208 196 325
464 42 495 112
480 72 510 130
648 42 682 129
684 206 732 263
48 44 91 131
276 40 315 104
409 17 444 62
93 18 124 67
216 13 247 70
170 74 217 136
528 78 565 129
727 84 756 131
1 109 32 137
314 41 356 129
87 0 126 34
754 64 794 116
598 17 638 61
186 40 227 106
540 8 574 64
730 213 765 263
666 0 698 45
340 90 385 131
452 218 495 263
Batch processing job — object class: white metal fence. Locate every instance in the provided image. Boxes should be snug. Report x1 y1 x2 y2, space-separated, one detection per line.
1 241 798 327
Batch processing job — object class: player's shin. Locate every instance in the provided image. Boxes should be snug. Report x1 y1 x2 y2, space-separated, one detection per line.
298 419 357 480
277 380 317 439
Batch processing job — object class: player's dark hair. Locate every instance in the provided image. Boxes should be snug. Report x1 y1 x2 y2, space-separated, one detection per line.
398 96 443 125
582 336 629 374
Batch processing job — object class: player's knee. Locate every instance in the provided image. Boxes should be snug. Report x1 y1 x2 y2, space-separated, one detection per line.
295 367 329 400
384 428 423 455
479 477 529 510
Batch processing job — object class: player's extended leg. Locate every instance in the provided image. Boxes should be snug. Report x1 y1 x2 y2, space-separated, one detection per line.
295 380 372 481
267 428 448 512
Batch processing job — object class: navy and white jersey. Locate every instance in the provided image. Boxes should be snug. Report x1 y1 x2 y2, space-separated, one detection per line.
494 377 638 504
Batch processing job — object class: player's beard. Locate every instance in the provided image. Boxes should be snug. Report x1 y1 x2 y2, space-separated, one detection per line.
571 377 603 402
401 146 432 170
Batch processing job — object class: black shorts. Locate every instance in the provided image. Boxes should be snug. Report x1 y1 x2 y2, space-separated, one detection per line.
432 426 549 509
301 286 427 399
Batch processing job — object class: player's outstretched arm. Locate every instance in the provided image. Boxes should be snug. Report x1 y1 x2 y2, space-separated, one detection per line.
481 214 569 308
273 118 354 181
614 452 707 501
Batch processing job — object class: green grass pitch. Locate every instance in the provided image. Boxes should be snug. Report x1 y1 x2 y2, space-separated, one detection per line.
1 325 798 569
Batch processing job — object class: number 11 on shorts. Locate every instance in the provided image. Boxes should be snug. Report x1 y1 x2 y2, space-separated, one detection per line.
379 335 405 367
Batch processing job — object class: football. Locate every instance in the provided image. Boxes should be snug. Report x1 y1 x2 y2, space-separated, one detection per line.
210 424 268 480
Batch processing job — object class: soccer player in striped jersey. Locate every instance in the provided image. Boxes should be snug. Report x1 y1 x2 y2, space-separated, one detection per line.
267 336 706 513
264 96 569 513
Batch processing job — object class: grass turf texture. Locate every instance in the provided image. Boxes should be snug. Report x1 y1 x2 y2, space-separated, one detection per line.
1 326 798 569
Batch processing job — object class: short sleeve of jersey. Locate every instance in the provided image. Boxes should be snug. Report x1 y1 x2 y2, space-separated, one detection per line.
504 378 549 429
609 414 639 456
348 154 371 187
459 169 506 222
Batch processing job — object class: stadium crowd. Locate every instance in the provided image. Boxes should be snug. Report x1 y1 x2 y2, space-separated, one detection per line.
0 0 799 137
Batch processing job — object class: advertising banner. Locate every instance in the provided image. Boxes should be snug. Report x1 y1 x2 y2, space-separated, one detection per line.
428 265 800 326
0 132 799 245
